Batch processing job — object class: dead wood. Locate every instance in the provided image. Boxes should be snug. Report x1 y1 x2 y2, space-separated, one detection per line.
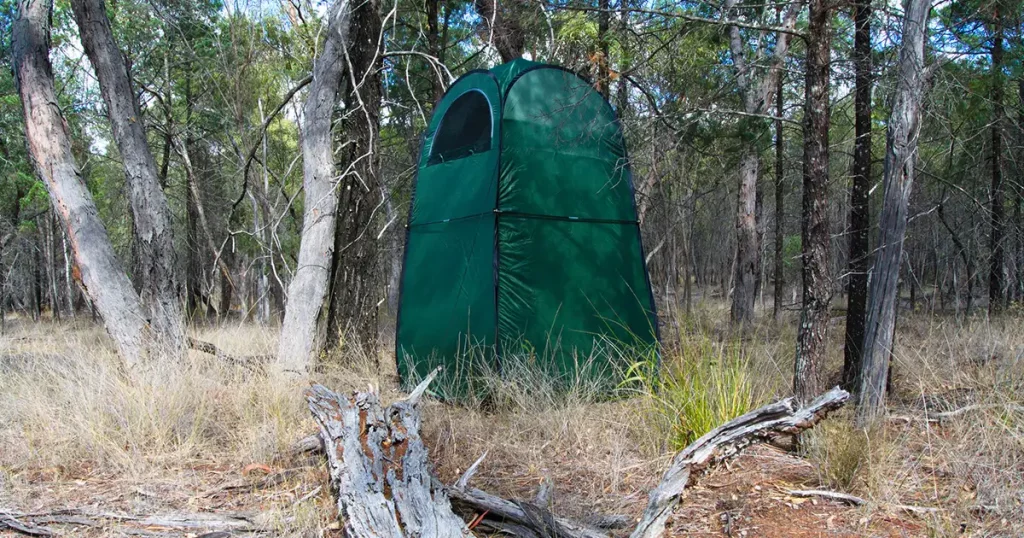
305 368 849 538
305 367 471 537
0 508 260 535
786 489 866 506
629 386 849 538
187 337 271 370
0 514 53 536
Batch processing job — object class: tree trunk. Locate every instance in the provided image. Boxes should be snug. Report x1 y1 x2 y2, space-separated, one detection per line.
856 0 930 423
724 0 801 328
988 17 1005 313
326 0 384 352
12 0 149 364
794 0 832 404
474 0 525 62
842 0 872 392
277 0 354 373
773 73 785 321
732 149 760 325
597 0 610 99
71 0 184 353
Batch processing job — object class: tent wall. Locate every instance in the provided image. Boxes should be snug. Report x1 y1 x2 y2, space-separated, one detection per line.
396 72 502 394
496 66 657 375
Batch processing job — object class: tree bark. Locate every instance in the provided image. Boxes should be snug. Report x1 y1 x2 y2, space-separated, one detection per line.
856 0 930 423
277 0 353 373
12 0 149 365
842 0 872 392
725 0 801 327
326 0 384 352
794 0 832 404
70 0 184 353
988 16 1005 313
773 72 785 321
474 0 525 62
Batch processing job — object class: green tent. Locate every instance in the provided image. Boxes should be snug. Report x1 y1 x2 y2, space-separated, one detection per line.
395 59 658 396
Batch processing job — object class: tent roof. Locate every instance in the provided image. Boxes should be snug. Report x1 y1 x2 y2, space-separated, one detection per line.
488 58 546 97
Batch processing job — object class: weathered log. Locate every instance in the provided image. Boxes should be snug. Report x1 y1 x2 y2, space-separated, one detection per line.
187 337 271 370
629 386 849 538
0 508 259 535
306 378 848 538
305 368 471 537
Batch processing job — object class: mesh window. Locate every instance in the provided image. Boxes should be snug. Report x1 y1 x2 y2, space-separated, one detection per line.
428 90 492 165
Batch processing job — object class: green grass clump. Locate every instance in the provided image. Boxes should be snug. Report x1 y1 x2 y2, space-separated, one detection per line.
626 333 763 450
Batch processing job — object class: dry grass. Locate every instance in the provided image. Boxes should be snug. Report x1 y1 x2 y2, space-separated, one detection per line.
1 304 1022 536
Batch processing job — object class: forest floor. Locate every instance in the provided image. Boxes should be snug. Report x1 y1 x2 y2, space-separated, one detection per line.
1 302 1022 537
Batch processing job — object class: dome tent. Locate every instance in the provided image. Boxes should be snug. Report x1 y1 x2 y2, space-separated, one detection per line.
395 59 658 397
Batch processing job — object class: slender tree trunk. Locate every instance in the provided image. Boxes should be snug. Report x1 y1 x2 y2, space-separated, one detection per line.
773 74 785 321
794 0 832 404
277 0 354 373
597 0 610 99
13 0 149 364
45 213 61 322
725 0 801 327
856 0 930 423
842 0 872 392
988 18 1005 313
71 0 183 353
326 0 384 351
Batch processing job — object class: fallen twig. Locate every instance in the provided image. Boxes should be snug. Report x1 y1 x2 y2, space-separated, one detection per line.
787 489 866 506
187 337 271 370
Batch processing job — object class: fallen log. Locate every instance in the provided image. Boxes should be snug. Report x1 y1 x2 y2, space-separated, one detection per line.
306 367 850 538
305 367 471 537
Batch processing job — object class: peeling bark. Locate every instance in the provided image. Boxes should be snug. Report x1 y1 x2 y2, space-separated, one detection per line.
12 0 149 365
857 0 931 423
70 0 184 354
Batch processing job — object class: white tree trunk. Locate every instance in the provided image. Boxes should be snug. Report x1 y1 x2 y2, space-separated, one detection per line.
70 0 184 354
277 0 353 373
12 0 148 365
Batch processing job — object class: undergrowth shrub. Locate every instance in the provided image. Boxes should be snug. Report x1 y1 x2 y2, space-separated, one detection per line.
625 333 765 449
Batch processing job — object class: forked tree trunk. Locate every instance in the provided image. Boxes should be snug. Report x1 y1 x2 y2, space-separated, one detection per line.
842 0 872 391
277 0 353 373
71 0 184 354
794 0 832 404
725 0 801 327
12 0 149 364
856 0 931 423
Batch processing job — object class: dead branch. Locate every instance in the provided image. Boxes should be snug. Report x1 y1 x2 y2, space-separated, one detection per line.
787 489 866 506
629 387 849 538
0 509 260 535
187 337 271 370
304 378 849 538
0 514 53 536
